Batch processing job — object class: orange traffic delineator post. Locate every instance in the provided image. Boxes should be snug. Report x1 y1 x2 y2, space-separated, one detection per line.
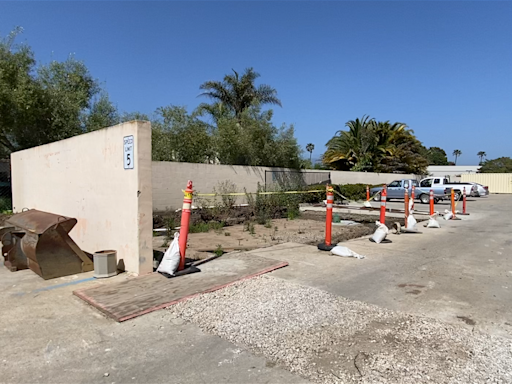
411 185 415 211
178 180 194 270
459 187 470 215
318 185 335 251
379 185 387 224
401 188 420 233
451 189 456 218
429 189 435 215
366 185 370 201
404 188 409 229
449 189 461 220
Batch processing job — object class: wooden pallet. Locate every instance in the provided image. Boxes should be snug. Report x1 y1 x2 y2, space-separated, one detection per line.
74 253 287 322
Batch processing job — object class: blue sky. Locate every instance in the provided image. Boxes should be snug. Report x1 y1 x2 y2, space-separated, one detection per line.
1 1 511 165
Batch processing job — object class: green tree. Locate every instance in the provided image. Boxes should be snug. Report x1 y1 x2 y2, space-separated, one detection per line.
323 115 375 171
477 151 487 165
199 68 281 121
82 92 119 132
306 143 314 163
427 147 449 165
322 116 407 172
213 107 301 168
452 149 462 165
152 105 213 163
379 129 429 174
0 28 114 153
479 157 512 173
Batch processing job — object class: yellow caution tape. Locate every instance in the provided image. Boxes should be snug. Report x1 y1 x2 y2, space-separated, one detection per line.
195 189 325 197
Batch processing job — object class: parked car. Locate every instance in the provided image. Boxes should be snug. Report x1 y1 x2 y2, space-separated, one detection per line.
419 177 477 200
370 179 450 204
467 182 489 197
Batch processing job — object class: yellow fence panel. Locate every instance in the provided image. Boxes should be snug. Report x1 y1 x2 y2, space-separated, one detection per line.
460 173 512 194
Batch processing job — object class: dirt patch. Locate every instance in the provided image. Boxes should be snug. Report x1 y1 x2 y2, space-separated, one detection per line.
152 208 415 263
153 217 373 261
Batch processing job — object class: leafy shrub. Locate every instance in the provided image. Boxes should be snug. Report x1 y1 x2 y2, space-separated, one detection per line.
0 197 12 212
189 221 225 233
304 183 370 202
337 184 368 201
214 244 224 256
302 184 326 204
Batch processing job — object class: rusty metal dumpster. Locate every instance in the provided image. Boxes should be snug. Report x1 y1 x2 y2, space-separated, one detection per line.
1 210 94 280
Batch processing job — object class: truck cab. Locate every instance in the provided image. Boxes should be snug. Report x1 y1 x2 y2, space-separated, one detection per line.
385 179 418 199
419 177 448 188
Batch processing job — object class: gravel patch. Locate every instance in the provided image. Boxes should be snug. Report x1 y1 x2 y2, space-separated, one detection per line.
168 275 512 384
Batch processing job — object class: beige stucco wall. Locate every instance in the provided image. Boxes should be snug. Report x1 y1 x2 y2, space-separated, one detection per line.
152 161 417 211
152 162 270 211
11 121 153 275
329 170 417 185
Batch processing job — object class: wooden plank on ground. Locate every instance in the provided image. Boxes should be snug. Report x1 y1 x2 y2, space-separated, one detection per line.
73 253 287 322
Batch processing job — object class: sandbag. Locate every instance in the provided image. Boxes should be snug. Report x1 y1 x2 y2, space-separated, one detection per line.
371 221 389 244
157 232 181 276
331 245 365 259
443 209 453 221
407 213 418 230
426 214 441 228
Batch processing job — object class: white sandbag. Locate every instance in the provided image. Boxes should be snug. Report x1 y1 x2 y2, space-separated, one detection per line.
371 221 389 244
407 213 417 230
426 214 441 228
331 245 365 259
443 209 453 221
157 232 181 276
363 200 372 208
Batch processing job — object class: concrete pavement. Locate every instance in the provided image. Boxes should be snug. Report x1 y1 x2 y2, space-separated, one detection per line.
0 264 306 383
254 194 512 337
1 194 510 383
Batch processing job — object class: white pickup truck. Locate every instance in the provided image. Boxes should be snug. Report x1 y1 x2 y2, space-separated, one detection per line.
419 177 477 201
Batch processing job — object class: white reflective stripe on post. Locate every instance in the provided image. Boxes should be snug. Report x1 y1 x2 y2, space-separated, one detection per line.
327 196 334 201
327 204 333 209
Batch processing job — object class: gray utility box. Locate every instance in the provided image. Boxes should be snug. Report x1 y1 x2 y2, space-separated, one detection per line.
93 250 117 278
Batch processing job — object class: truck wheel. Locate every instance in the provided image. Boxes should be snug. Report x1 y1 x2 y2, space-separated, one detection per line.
374 192 381 202
454 191 461 201
419 194 429 204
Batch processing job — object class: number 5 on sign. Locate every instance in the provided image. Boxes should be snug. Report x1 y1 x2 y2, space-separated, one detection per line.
123 135 134 169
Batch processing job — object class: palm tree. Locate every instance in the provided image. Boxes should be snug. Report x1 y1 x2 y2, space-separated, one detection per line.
323 116 406 171
323 116 374 170
477 151 487 165
199 68 282 121
306 143 314 162
453 149 462 165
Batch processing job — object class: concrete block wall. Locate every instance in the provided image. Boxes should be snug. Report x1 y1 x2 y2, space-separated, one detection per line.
152 161 417 211
152 162 271 211
11 121 153 275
